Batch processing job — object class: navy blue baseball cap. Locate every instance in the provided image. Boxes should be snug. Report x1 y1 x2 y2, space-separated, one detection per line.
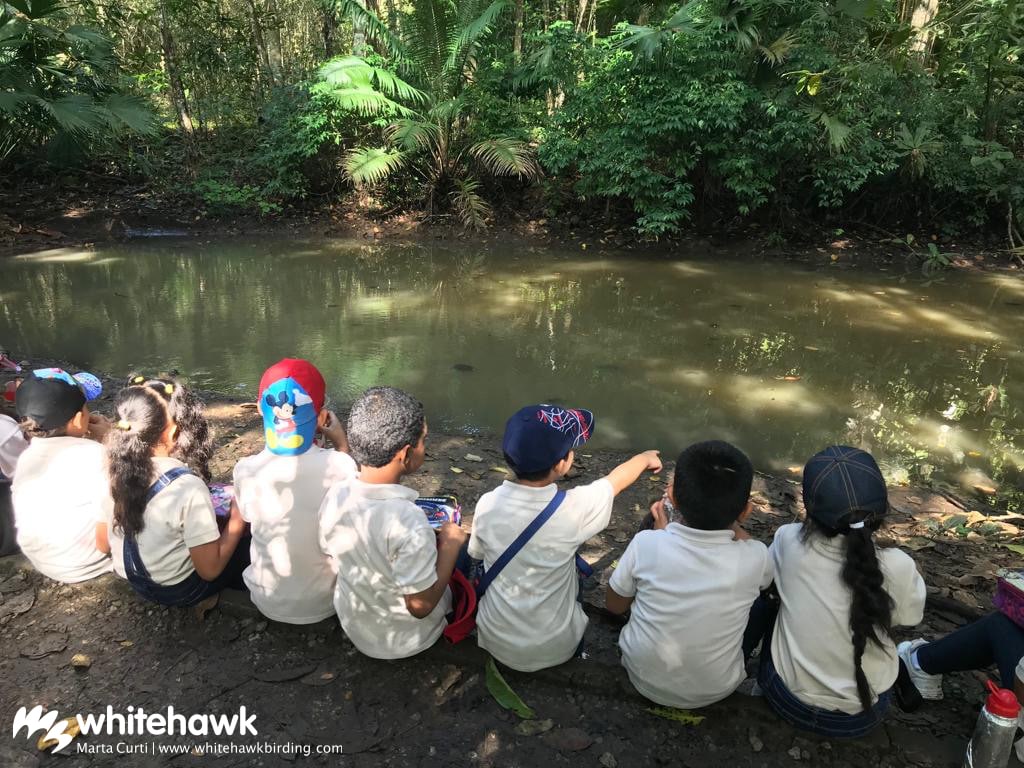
803 446 888 530
503 405 595 475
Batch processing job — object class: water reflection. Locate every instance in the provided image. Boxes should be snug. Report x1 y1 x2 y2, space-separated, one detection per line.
1 239 1022 510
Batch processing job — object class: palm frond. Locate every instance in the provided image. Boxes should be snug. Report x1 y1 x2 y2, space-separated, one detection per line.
468 136 538 178
616 3 698 60
451 177 490 230
445 0 508 78
386 119 440 151
100 93 155 134
33 93 102 134
319 56 427 105
345 146 407 186
326 0 406 60
804 106 851 152
758 31 797 66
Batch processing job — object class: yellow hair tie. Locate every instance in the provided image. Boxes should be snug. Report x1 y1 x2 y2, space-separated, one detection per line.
116 420 132 431
164 384 174 395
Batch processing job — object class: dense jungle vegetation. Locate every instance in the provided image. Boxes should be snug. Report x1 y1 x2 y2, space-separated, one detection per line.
1 0 1022 241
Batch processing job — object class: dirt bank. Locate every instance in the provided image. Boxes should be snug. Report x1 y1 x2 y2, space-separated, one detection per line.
2 181 1020 275
1 360 1023 767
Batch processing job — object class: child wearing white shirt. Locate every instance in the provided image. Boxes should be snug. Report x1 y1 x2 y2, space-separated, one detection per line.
11 368 113 581
99 378 249 607
470 404 662 672
606 440 771 708
755 446 926 739
233 358 357 625
320 387 467 659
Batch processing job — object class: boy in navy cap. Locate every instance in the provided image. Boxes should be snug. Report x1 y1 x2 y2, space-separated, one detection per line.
12 368 113 582
469 405 661 671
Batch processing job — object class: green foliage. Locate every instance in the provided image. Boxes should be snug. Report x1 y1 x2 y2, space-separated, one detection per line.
320 0 538 228
0 0 154 164
536 0 1024 237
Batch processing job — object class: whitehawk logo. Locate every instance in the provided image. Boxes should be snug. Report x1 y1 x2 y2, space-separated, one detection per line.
12 705 75 753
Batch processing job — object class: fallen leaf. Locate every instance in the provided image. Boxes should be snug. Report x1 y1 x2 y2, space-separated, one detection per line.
490 466 509 475
646 707 706 726
902 537 935 552
485 657 534 719
515 718 554 736
1002 543 1024 556
450 467 464 474
37 717 80 751
71 653 92 670
464 453 483 462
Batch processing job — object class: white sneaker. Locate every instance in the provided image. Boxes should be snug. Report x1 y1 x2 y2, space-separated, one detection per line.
897 639 944 701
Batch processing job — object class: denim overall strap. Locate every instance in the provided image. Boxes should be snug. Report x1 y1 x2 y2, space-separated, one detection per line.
123 468 195 584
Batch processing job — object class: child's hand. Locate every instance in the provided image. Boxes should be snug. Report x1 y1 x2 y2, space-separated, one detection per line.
437 521 468 550
226 499 246 535
650 499 670 530
321 410 350 452
640 450 662 473
88 413 111 440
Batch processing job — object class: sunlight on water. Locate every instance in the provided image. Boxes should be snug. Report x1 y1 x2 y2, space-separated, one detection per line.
1 239 1022 509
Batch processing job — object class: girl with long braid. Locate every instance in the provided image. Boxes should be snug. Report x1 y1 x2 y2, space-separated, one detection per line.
755 446 927 737
96 378 248 607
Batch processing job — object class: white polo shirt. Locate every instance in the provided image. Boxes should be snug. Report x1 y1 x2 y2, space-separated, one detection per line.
0 415 28 478
319 480 450 659
12 436 112 582
610 523 772 708
104 457 220 585
769 522 927 713
234 447 357 624
469 478 614 672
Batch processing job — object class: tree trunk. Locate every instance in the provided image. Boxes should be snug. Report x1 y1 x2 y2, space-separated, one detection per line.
321 3 338 57
159 0 195 154
264 0 285 84
350 0 368 56
247 0 273 87
575 0 588 32
908 0 938 56
513 0 524 61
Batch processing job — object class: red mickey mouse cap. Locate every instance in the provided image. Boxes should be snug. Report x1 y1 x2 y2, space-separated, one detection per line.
258 359 326 412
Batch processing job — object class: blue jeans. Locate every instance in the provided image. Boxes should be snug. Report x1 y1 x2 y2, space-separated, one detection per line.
916 611 1024 689
751 595 892 738
124 532 251 608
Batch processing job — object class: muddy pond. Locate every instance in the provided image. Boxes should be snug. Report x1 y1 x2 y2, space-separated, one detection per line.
1 238 1021 509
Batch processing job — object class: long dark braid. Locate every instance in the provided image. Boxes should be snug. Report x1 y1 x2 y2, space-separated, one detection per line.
802 515 895 713
168 383 213 482
107 387 167 537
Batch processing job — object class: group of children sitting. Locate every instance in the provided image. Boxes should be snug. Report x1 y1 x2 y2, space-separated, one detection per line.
1 360 1022 745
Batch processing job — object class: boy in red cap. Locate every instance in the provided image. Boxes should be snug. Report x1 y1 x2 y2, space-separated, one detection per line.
231 359 356 625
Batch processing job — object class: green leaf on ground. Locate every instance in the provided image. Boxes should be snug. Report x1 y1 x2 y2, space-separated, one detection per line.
514 718 553 736
646 706 705 725
1001 543 1024 555
485 657 535 719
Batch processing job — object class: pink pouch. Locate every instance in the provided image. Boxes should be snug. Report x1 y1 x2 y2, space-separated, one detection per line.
994 569 1024 629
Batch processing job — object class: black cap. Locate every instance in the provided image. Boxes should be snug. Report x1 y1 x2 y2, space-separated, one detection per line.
15 368 101 430
802 446 888 529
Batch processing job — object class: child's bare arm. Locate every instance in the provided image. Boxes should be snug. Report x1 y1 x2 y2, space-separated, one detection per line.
188 499 246 581
404 522 467 618
605 450 662 495
95 522 110 555
605 585 634 615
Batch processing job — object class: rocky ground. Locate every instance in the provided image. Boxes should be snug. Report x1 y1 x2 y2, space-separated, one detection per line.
1 363 1023 767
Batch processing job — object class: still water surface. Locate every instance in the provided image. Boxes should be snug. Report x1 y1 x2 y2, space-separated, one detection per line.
1 239 1022 507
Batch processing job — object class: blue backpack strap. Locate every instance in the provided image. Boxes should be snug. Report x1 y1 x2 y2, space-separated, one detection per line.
144 467 194 505
476 489 566 598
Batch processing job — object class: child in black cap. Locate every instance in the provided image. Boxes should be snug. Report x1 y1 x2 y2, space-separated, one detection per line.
468 404 661 672
753 446 926 738
11 368 113 582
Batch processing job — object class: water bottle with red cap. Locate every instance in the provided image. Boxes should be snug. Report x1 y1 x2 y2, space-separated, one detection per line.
964 680 1021 767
